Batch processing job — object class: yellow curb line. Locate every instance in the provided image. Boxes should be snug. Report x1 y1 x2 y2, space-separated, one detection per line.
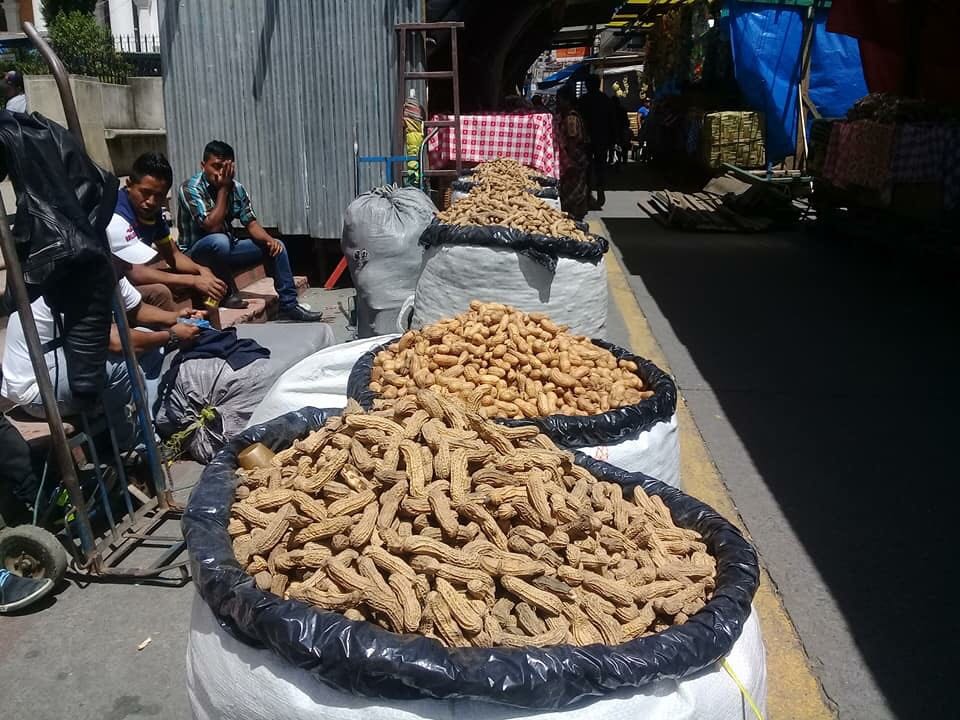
595 219 837 720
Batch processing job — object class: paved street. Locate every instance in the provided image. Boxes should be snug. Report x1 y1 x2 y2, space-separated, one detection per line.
3 183 953 718
595 174 957 719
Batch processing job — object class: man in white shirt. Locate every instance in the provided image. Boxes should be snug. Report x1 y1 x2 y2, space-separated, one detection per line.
3 71 27 114
107 152 226 311
1 273 202 449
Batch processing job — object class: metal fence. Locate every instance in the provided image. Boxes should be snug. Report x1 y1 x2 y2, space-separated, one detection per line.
114 34 161 54
160 0 423 239
121 52 161 77
54 50 129 85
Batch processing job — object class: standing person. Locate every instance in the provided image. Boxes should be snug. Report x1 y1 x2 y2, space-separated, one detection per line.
555 85 590 220
636 97 651 162
2 71 27 113
176 140 325 322
577 75 615 209
611 96 631 166
107 152 227 311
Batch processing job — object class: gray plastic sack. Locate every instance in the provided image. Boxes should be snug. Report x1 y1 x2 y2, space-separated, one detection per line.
341 185 437 338
155 357 273 464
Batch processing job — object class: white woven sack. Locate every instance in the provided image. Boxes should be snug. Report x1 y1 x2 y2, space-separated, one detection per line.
410 245 607 337
187 593 766 720
248 335 397 427
577 413 680 488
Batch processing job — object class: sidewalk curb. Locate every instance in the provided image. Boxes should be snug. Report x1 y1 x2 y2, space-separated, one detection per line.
594 219 837 720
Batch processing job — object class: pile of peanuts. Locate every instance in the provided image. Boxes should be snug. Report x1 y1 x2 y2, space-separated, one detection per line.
467 158 543 186
440 159 592 243
371 302 654 419
230 390 715 649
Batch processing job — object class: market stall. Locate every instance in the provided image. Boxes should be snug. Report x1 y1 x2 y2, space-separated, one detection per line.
635 0 867 174
427 112 559 178
809 94 960 231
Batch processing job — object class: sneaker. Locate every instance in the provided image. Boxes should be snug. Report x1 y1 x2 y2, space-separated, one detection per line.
277 303 329 323
0 569 54 613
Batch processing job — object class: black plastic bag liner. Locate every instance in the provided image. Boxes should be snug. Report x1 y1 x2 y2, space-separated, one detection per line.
451 179 560 200
460 168 558 188
348 338 676 449
183 407 758 710
420 218 608 272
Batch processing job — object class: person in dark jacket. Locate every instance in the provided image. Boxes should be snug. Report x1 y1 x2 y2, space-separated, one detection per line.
576 76 616 209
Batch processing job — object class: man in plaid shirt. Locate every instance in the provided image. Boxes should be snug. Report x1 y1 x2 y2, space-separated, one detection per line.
177 140 324 322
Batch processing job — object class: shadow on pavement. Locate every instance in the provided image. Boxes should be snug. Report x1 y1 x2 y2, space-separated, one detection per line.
603 161 708 194
607 215 957 718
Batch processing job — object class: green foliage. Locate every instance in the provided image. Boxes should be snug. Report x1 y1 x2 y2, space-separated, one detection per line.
41 0 97 26
45 11 131 84
3 49 48 76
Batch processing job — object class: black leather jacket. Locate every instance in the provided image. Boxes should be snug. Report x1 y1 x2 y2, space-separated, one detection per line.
0 111 119 401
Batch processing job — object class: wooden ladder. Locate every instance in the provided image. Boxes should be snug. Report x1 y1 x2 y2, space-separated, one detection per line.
395 22 465 181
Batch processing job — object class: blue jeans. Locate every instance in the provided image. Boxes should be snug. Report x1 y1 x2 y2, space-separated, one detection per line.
25 356 137 450
187 233 298 309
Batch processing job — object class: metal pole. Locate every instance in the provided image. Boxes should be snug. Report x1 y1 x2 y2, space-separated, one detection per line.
24 19 173 507
22 22 84 146
112 295 173 507
0 198 98 567
794 5 816 171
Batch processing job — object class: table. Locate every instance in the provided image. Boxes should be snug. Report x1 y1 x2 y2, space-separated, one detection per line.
427 112 559 178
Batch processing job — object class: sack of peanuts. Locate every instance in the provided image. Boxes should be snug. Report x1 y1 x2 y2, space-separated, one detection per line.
348 303 680 486
409 182 608 336
341 185 436 338
451 181 562 211
184 395 765 719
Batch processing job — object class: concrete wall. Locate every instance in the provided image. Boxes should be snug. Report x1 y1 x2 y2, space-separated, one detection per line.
24 75 113 172
130 77 164 129
100 82 136 130
22 75 166 175
104 132 167 176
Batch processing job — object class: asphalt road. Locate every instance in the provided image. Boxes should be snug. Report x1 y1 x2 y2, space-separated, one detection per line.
595 182 957 719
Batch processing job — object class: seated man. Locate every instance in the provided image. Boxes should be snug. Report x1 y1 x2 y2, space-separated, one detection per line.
107 152 227 311
1 277 201 450
177 140 323 322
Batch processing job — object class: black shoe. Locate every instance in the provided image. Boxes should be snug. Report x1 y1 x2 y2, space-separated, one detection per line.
0 569 54 613
277 303 327 322
220 294 249 310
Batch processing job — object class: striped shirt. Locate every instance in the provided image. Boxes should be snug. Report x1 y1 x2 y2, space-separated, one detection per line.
176 171 256 250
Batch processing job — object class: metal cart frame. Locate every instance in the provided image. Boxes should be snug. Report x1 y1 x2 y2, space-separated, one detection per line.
0 22 188 582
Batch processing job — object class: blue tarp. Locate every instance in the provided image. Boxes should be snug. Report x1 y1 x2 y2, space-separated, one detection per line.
727 3 867 163
538 61 589 90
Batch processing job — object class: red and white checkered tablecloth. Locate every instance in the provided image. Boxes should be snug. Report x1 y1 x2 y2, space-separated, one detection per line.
427 112 559 178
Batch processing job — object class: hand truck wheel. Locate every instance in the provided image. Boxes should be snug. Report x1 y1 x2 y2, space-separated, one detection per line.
0 524 69 586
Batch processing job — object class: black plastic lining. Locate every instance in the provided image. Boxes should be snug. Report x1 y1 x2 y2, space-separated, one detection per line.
420 219 608 272
460 168 558 188
451 179 560 200
184 407 758 709
347 338 676 449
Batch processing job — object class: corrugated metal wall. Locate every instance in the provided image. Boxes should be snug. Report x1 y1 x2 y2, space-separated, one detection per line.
160 0 423 238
